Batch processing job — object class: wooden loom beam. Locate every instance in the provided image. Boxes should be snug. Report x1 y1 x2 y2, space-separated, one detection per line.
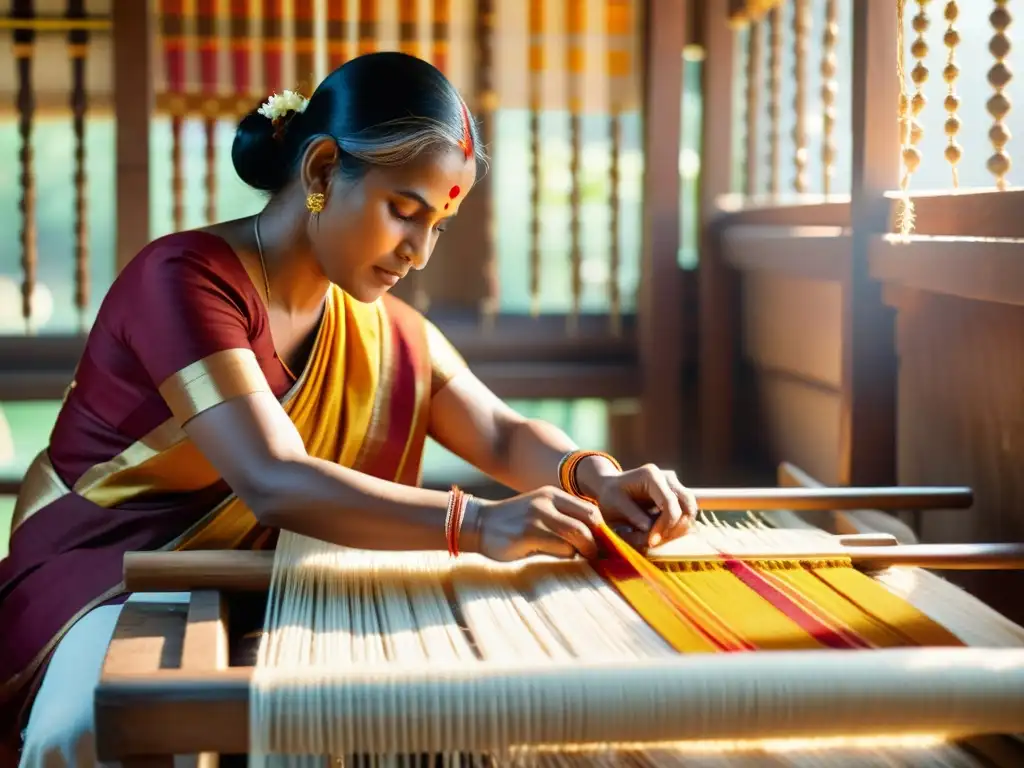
96 649 1024 758
96 591 229 765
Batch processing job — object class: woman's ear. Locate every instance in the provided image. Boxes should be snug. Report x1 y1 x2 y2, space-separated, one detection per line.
299 136 340 195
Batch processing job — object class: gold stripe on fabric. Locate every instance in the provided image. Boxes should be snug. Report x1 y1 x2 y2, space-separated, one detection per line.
76 438 222 510
167 493 259 551
10 452 70 534
158 347 271 425
425 318 467 395
73 417 185 497
335 293 381 469
351 298 391 470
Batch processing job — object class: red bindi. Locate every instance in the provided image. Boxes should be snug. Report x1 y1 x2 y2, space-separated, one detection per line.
448 185 461 199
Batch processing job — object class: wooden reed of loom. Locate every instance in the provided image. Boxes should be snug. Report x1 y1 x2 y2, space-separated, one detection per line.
93 475 1024 765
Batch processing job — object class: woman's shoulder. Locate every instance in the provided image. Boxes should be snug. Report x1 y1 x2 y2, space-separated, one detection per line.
97 230 264 338
121 230 250 285
108 231 260 310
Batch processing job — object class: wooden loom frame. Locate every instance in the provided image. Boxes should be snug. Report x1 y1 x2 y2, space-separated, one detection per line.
93 467 1024 765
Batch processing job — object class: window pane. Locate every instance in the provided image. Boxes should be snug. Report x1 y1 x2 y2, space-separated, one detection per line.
422 398 610 486
0 497 12 558
0 401 62 480
0 117 116 333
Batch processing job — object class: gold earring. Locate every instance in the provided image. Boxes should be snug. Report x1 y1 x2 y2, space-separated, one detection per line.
306 192 325 214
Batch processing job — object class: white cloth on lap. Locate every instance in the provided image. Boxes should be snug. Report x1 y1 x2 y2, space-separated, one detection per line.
19 593 189 768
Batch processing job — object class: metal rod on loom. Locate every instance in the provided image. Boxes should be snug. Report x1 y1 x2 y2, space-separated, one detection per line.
120 488 982 591
690 485 973 511
122 542 1024 593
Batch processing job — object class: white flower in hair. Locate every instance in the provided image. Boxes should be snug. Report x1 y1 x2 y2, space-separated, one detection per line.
257 89 309 121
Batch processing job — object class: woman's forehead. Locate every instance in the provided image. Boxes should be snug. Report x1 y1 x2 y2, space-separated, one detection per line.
371 148 476 205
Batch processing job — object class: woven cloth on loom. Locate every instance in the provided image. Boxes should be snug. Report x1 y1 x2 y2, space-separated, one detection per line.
249 516 1024 764
592 522 961 653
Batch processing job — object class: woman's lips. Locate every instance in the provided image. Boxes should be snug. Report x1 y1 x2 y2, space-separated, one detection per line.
373 266 401 287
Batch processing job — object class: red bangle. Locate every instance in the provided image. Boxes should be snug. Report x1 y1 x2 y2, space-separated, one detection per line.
558 450 623 505
444 486 469 557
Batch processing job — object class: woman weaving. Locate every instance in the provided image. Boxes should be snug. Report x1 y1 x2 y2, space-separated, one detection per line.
0 52 697 766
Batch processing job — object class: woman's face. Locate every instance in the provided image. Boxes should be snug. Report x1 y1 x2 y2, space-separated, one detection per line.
312 145 477 303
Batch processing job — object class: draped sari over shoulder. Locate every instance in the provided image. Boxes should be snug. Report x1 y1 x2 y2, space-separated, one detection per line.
0 232 466 743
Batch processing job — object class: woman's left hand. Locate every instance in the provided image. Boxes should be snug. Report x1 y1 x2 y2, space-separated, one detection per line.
589 464 699 550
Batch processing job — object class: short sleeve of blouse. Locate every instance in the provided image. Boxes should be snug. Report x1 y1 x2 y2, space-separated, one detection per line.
119 237 272 425
423 318 468 396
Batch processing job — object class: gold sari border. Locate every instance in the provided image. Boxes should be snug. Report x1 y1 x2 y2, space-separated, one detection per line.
10 451 70 535
158 348 271 425
73 416 186 498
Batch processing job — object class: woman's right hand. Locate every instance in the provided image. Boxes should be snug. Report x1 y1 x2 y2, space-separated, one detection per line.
465 487 604 562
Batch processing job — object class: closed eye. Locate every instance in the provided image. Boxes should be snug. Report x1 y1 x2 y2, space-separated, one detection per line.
388 201 416 221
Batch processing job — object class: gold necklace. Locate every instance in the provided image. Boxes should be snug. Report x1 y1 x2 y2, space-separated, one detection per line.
253 212 272 305
253 213 298 381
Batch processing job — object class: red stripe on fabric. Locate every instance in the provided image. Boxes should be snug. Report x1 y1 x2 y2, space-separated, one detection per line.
232 50 250 94
161 0 187 93
754 565 875 649
195 0 217 92
592 553 733 652
166 51 186 93
721 558 863 649
262 0 283 91
592 526 753 653
357 311 419 482
229 0 251 92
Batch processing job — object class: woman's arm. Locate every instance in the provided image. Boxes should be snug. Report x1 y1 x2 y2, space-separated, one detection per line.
183 390 603 559
427 371 619 499
429 370 698 545
185 391 463 552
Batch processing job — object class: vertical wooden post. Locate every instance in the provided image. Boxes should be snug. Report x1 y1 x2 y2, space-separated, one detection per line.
636 0 686 469
697 0 737 480
839 0 900 485
113 0 153 272
396 3 492 314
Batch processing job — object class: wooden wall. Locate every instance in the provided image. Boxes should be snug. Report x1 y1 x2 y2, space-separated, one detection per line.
891 287 1024 624
740 272 843 484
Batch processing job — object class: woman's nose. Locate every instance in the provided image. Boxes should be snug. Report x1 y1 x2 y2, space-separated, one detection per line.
399 235 430 270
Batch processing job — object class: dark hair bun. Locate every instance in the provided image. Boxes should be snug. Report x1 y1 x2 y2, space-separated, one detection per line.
231 109 294 193
231 53 478 195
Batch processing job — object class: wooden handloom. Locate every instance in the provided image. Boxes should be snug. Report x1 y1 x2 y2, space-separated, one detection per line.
93 466 1024 767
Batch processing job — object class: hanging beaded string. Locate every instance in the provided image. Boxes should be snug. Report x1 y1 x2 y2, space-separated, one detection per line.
941 1 962 187
743 19 763 198
987 0 1012 190
895 0 930 238
767 8 782 198
820 0 839 197
791 0 809 194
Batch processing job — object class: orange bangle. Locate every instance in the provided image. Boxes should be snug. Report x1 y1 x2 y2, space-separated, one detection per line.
445 485 469 557
558 450 622 504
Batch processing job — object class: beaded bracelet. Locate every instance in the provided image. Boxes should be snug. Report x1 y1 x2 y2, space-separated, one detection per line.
444 485 470 557
558 450 623 505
